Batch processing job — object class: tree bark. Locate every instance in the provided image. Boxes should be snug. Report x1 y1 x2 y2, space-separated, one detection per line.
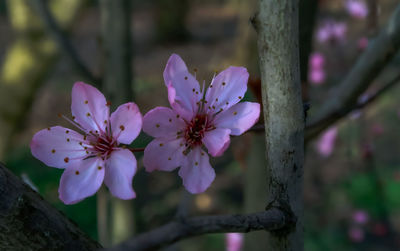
255 0 304 250
0 162 101 250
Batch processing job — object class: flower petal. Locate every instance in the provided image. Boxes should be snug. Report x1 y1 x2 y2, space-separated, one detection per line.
30 126 88 168
202 128 231 157
58 157 105 204
213 102 260 136
164 54 201 120
205 66 249 113
110 102 142 145
71 82 109 133
178 147 215 194
143 106 186 140
104 149 136 200
143 138 186 172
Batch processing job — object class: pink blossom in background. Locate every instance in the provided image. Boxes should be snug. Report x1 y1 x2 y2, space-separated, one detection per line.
225 233 243 251
309 69 326 85
352 210 369 224
358 37 369 50
142 54 260 194
310 52 325 69
31 82 142 204
345 0 368 19
348 227 365 242
316 127 338 157
317 21 347 44
309 52 326 85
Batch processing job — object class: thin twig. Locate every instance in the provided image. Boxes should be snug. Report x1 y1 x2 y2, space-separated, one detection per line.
104 207 292 251
31 0 100 86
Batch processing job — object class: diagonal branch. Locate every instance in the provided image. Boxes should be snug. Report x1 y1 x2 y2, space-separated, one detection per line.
30 0 101 86
306 3 400 139
0 162 101 250
104 207 292 251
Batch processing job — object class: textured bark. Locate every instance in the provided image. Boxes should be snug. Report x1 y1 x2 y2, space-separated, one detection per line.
105 208 290 251
306 4 400 139
255 0 304 250
99 0 135 246
0 163 101 250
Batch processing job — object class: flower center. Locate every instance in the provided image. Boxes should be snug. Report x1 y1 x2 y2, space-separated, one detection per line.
90 133 116 159
184 114 214 147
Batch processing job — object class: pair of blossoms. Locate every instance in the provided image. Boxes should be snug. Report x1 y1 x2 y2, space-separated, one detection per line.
31 54 260 204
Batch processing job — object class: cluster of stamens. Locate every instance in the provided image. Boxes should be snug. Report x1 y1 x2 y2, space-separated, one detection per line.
184 114 214 147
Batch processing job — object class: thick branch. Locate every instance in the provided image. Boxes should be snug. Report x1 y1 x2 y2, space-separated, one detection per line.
0 163 100 250
31 0 100 86
306 4 400 139
105 208 291 251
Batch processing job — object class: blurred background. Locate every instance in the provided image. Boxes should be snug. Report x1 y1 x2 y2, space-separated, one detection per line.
0 0 400 250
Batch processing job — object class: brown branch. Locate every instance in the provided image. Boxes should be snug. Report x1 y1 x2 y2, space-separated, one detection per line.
306 3 400 140
31 0 101 86
104 207 292 251
0 162 101 250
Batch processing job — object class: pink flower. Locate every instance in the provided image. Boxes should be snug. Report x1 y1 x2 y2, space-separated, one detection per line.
142 54 260 194
315 127 338 157
352 210 369 224
310 52 325 69
348 227 365 242
345 0 368 19
225 233 243 251
309 52 326 85
309 69 326 85
317 21 347 44
31 82 142 204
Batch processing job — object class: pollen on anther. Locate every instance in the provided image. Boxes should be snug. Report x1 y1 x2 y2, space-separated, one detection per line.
47 127 51 131
238 96 242 99
222 82 226 86
83 135 87 140
210 85 213 88
72 116 76 120
212 106 216 109
155 124 160 128
169 118 172 122
184 76 188 80
195 91 199 94
233 111 238 115
219 108 223 112
180 143 183 147
168 157 171 160
215 98 218 102
86 151 89 154
104 120 108 124
66 130 69 134
86 112 91 117
84 100 88 104
201 152 205 156
66 138 70 142
176 114 180 118
159 143 164 147
84 146 88 150
75 171 79 175
51 149 56 154
64 157 69 163
192 88 195 92
120 125 125 131
194 162 199 166
226 102 229 105
97 166 102 170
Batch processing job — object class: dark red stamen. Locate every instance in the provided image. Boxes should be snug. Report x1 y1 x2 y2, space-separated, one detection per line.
184 114 214 147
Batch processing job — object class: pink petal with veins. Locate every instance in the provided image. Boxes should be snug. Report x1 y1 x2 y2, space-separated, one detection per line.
104 149 137 200
143 107 186 140
110 102 142 145
202 128 231 157
143 138 186 172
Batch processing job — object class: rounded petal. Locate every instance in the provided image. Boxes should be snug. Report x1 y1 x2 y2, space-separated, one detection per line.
104 149 137 200
110 102 142 145
30 126 88 168
143 107 186 139
178 147 215 194
213 102 260 136
202 128 231 157
58 157 105 204
143 138 186 172
164 54 201 120
205 66 249 113
71 82 109 133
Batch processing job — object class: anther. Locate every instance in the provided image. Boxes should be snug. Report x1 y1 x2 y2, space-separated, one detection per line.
98 166 102 170
72 116 75 120
106 101 112 106
192 88 195 92
176 114 180 118
75 171 79 175
195 91 199 94
66 138 70 142
86 112 91 117
233 112 238 115
185 76 188 80
168 157 172 160
104 120 108 124
120 125 125 131
51 149 56 154
47 127 51 131
222 82 226 86
215 98 218 102
64 157 69 163
159 143 164 147
238 96 242 99
156 124 160 128
201 152 205 156
226 102 229 105
169 119 172 122
194 162 198 166
84 100 88 104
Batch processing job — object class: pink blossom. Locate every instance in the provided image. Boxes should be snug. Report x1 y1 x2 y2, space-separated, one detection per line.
358 37 369 50
348 227 365 242
310 52 325 69
317 21 347 44
345 0 368 19
31 82 142 204
142 54 260 194
225 233 243 251
316 127 338 157
352 210 369 224
309 69 326 85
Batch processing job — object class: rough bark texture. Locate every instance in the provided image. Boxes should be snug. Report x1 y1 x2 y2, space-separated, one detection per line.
255 0 304 250
0 163 101 250
306 4 400 139
105 208 289 251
